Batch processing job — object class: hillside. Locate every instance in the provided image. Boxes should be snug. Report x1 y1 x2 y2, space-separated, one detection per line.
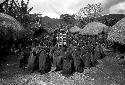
96 14 125 26
42 16 61 27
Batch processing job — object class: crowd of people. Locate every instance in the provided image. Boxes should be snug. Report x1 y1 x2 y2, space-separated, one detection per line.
19 30 106 75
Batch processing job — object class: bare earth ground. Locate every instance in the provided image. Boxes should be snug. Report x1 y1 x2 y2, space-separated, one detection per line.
0 52 125 85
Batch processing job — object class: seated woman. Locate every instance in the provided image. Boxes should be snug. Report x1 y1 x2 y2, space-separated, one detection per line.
38 48 52 75
72 46 84 73
27 46 38 72
94 43 105 60
52 46 67 71
62 46 75 75
19 46 31 69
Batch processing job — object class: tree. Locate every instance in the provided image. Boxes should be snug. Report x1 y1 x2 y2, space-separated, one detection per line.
77 3 103 20
0 0 37 53
60 14 75 25
75 3 103 27
3 0 34 28
0 0 9 12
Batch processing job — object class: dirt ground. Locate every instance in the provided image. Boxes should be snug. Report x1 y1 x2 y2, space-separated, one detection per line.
0 52 125 85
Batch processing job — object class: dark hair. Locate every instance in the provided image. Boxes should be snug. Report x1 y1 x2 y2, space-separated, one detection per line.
62 45 67 51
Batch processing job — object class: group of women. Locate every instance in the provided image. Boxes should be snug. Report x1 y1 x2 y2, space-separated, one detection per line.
19 30 106 75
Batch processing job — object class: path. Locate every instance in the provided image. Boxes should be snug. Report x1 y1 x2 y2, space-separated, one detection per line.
0 53 125 85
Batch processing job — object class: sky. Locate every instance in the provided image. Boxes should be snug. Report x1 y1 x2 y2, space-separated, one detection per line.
1 0 125 18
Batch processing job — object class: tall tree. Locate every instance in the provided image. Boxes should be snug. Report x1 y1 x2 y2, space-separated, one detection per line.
75 3 103 26
4 0 33 24
60 14 75 25
0 0 9 12
77 3 103 20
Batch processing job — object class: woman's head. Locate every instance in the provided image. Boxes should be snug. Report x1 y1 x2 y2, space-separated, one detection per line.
61 45 67 52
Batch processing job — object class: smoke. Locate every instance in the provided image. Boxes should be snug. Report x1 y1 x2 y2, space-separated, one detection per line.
104 0 125 9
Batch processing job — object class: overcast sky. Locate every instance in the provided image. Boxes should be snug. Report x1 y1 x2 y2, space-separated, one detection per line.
1 0 125 18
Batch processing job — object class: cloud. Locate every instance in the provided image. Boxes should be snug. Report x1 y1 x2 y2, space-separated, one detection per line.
101 0 125 15
103 0 125 9
20 0 109 18
108 2 125 14
11 0 125 17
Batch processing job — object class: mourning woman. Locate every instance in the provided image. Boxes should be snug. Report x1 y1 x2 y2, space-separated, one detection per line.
53 46 66 71
62 46 75 75
72 46 84 73
38 48 52 75
27 46 38 72
19 46 31 69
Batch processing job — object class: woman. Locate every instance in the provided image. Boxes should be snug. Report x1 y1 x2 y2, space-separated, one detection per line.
72 46 84 73
83 42 93 69
39 49 52 75
27 46 37 72
94 43 105 60
62 46 75 74
19 46 31 69
53 46 67 71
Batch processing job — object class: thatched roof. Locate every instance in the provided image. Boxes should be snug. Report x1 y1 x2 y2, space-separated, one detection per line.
79 22 108 35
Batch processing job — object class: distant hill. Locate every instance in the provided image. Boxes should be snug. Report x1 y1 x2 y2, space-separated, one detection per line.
96 14 125 26
28 14 61 27
42 16 61 27
30 14 125 29
76 14 125 28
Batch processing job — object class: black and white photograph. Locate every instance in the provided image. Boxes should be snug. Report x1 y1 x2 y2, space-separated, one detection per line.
0 0 125 85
